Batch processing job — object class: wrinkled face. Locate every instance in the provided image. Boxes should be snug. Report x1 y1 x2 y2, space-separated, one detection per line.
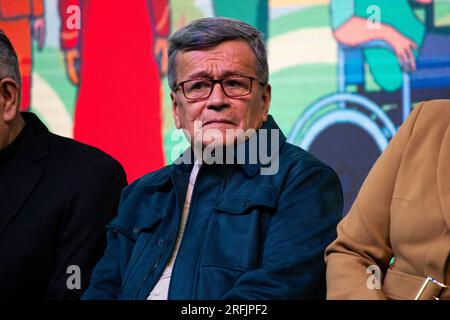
171 40 271 147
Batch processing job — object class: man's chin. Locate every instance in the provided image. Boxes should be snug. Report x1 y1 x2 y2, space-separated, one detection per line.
196 130 238 147
201 138 236 148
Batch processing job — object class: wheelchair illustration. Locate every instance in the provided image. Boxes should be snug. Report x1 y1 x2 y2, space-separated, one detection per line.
287 4 450 214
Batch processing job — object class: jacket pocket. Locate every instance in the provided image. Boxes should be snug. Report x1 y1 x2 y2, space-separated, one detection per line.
202 186 277 270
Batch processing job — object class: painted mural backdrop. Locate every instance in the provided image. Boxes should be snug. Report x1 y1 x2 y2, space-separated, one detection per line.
4 0 450 214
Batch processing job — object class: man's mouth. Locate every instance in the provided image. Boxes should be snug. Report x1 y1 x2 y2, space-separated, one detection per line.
203 119 236 126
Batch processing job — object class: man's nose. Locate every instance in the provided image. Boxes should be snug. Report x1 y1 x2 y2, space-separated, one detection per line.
206 82 229 110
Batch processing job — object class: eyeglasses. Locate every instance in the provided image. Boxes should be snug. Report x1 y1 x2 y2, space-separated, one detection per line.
174 76 261 100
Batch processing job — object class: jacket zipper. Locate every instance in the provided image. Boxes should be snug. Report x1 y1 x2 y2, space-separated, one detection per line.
134 232 174 300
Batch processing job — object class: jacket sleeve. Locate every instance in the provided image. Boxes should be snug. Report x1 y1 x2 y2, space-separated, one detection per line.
221 165 343 299
80 216 135 299
81 183 140 300
325 102 425 299
45 156 127 299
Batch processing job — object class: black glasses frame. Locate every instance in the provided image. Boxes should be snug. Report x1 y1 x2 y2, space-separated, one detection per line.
174 76 263 100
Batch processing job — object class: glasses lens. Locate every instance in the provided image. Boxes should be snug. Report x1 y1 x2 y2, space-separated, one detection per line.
223 77 251 97
181 77 253 99
183 79 212 99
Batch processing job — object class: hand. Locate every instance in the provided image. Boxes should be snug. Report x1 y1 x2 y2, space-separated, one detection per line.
153 37 168 77
391 34 418 72
65 48 80 85
33 17 46 50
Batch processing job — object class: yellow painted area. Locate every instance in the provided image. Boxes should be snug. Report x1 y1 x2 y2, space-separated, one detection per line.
32 73 73 138
268 27 336 72
436 14 450 26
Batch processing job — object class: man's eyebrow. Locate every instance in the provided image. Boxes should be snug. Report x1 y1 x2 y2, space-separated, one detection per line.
220 71 247 78
186 70 247 80
187 71 211 79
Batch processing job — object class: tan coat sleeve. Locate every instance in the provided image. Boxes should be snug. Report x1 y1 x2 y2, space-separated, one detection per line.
325 102 426 299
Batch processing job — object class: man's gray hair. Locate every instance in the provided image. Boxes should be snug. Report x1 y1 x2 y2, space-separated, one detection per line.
168 17 268 91
0 30 21 90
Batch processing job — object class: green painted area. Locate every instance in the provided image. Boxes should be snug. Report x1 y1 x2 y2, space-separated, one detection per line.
269 63 337 135
162 76 173 132
364 64 381 92
435 0 450 31
270 1 450 40
162 77 180 164
435 1 450 20
33 44 77 117
270 5 329 37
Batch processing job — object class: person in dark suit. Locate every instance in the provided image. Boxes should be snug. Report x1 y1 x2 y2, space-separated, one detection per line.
0 30 127 299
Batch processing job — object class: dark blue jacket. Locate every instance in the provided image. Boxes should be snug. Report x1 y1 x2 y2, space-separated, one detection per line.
83 116 343 300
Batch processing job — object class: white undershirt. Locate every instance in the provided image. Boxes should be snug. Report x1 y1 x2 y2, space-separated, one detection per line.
147 162 201 300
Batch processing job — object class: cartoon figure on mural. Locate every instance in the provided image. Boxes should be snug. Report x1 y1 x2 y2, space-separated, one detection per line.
58 0 170 182
0 0 45 112
331 0 450 99
289 0 450 214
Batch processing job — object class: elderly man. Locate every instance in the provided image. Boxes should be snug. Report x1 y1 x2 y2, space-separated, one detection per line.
83 17 343 300
0 30 127 299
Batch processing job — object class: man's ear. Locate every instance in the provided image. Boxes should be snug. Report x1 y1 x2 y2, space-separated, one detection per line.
0 78 20 122
171 91 182 129
261 84 271 122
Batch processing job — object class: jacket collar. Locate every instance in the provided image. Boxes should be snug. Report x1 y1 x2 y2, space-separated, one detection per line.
0 112 49 237
19 112 48 161
171 115 286 177
237 115 286 177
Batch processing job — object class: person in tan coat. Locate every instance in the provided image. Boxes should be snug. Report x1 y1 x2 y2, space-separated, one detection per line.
325 99 450 300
